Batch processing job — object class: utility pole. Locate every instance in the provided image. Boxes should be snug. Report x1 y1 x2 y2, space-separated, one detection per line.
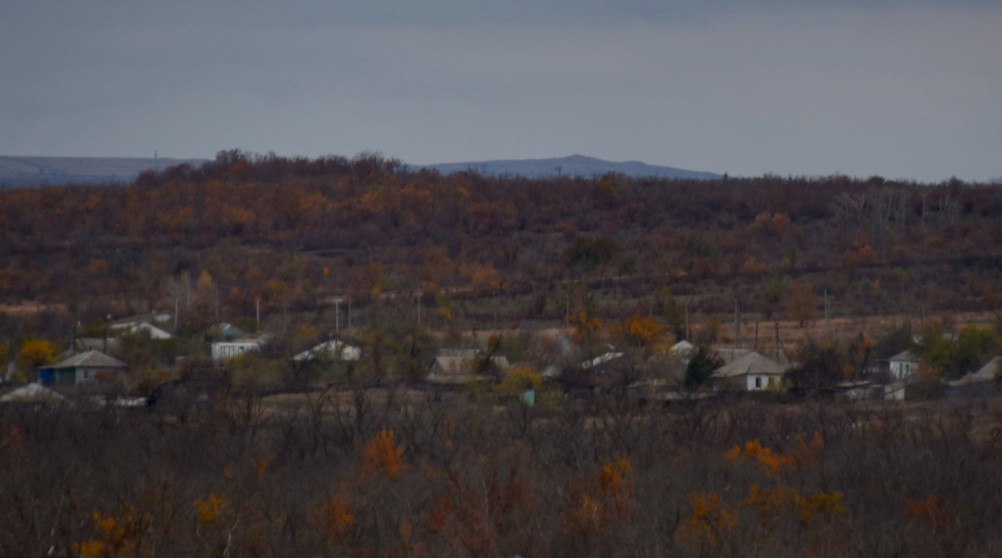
734 300 741 349
685 300 690 341
774 321 781 362
103 315 108 353
335 299 340 333
824 289 831 337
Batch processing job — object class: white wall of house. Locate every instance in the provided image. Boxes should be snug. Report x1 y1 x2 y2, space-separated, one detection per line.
211 341 261 362
889 360 916 381
885 383 906 400
745 374 781 391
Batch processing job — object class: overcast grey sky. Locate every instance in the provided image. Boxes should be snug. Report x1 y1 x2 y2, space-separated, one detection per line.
2 1 999 182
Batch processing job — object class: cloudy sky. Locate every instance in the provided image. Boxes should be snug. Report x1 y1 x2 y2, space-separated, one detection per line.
2 1 999 182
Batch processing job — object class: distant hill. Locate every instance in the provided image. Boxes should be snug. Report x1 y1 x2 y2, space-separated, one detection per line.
0 156 206 187
418 154 721 180
0 153 719 187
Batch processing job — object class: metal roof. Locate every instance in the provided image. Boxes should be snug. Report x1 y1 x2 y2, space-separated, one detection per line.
712 351 786 379
45 350 127 370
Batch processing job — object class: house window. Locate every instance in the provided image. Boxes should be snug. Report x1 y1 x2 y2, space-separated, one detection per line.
754 377 762 389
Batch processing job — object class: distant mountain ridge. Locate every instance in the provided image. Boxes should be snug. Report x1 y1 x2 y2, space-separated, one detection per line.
0 154 720 187
419 154 720 180
0 156 205 187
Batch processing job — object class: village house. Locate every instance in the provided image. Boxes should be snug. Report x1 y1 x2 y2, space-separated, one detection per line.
36 350 128 387
210 339 262 362
0 383 67 405
888 350 920 382
560 351 635 397
211 323 247 341
110 320 173 340
292 339 361 362
427 348 510 385
948 356 1002 397
710 351 790 392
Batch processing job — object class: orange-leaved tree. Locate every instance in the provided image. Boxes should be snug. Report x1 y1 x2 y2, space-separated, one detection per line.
361 429 404 480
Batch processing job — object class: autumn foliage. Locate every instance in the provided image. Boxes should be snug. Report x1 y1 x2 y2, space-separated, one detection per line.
361 429 404 480
1 151 1001 340
0 394 994 556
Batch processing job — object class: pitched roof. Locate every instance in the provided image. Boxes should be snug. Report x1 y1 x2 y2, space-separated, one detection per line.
292 339 361 361
0 383 67 403
427 350 509 383
669 340 696 354
46 350 127 370
712 351 787 379
111 321 172 339
889 350 919 363
581 352 625 370
949 356 1002 387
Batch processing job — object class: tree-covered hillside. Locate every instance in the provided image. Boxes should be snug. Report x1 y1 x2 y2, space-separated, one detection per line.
1 150 999 336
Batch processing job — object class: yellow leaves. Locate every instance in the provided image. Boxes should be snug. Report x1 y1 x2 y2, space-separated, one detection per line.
461 262 502 292
571 311 603 344
16 338 54 372
806 431 824 451
842 240 876 269
722 433 842 535
597 457 631 497
312 491 355 538
194 494 230 526
437 305 454 324
725 433 824 473
74 540 107 558
93 508 132 545
680 492 738 546
739 484 844 528
425 495 452 534
741 483 789 525
743 256 767 274
906 496 949 532
0 425 21 452
622 315 664 346
361 429 404 480
725 440 793 473
566 457 633 536
748 211 791 236
254 456 271 479
790 489 844 526
567 494 603 536
75 507 137 557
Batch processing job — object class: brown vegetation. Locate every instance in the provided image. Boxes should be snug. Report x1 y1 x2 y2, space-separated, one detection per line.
1 394 1002 556
1 151 1000 345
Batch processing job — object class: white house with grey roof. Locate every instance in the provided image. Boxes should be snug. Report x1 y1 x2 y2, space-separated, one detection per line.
710 351 790 392
888 350 919 382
